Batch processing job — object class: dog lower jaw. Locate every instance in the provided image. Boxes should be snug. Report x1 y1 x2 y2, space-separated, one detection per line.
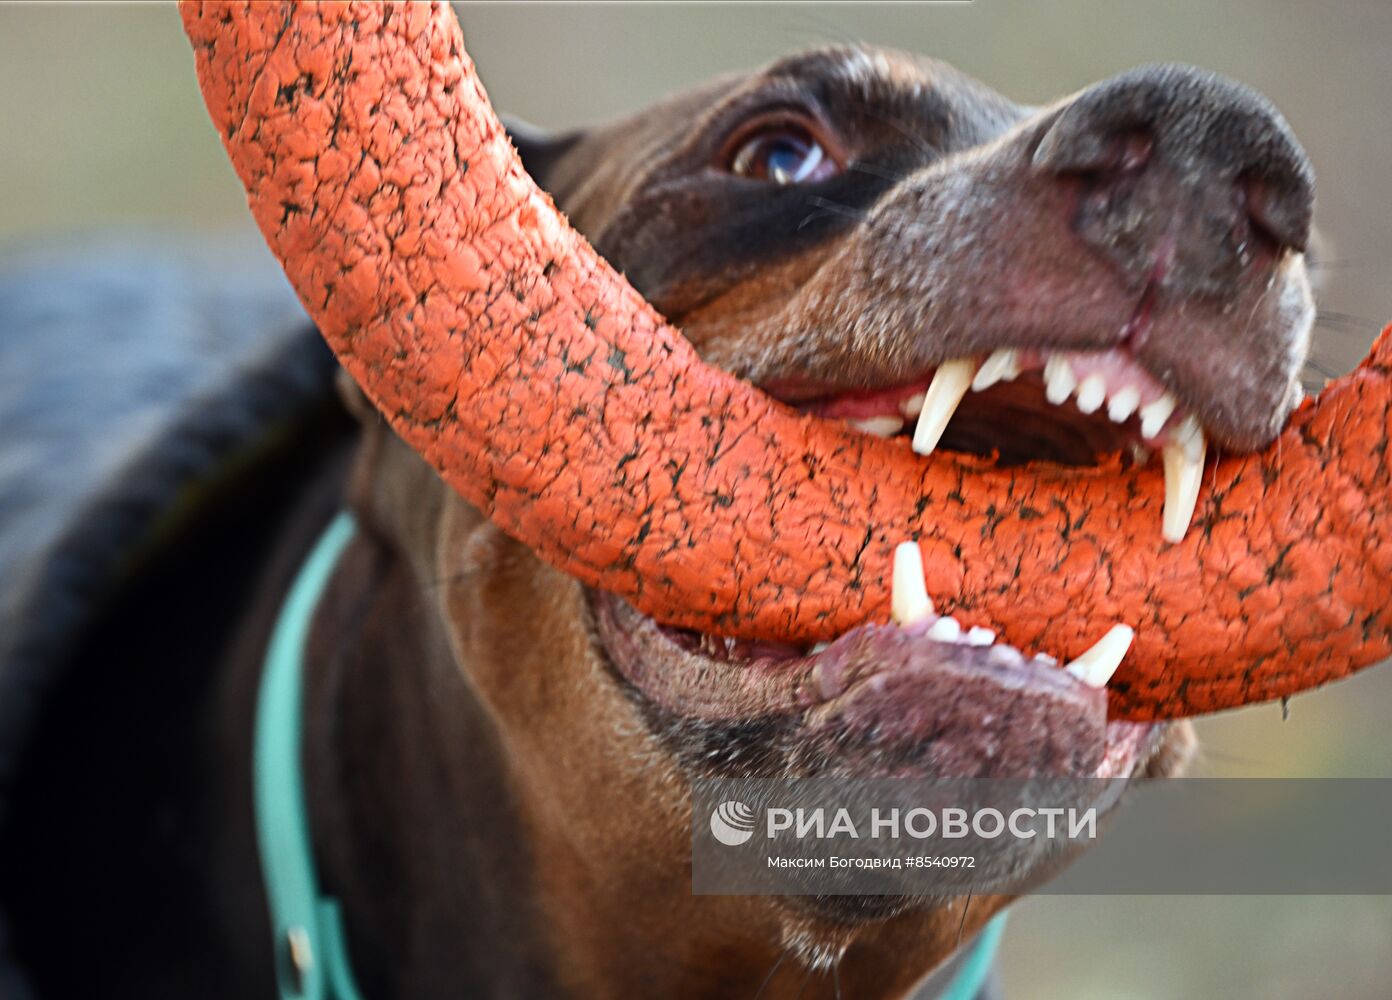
591 586 1168 949
589 590 1163 783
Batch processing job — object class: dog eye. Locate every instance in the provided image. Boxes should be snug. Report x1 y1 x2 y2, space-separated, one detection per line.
728 125 840 185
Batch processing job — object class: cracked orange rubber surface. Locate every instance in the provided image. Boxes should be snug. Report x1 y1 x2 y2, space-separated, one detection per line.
181 1 1392 720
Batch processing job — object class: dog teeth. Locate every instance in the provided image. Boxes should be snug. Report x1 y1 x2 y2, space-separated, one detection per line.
1139 392 1178 439
971 348 1020 392
965 626 996 646
1107 385 1140 423
911 358 976 456
891 541 934 625
904 350 1202 544
1065 624 1134 688
1170 411 1203 450
848 415 905 438
925 615 963 642
1043 355 1078 405
1161 414 1206 543
1074 373 1106 414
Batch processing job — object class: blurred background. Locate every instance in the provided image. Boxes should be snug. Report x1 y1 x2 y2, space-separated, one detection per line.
2 2 1390 997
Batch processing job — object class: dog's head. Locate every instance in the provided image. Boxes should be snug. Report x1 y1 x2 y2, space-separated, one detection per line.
350 44 1310 981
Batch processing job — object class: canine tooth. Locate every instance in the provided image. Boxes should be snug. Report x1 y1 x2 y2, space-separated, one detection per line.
849 415 904 438
926 616 963 642
965 626 996 646
1171 413 1203 451
1139 392 1177 439
900 392 926 417
810 641 831 654
1043 355 1077 405
912 358 976 456
1075 373 1107 414
891 542 934 625
1107 385 1141 423
971 348 1020 392
1161 423 1207 543
1065 624 1135 688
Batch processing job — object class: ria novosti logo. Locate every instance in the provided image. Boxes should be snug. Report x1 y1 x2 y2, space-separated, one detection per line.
706 800 1100 846
709 800 756 846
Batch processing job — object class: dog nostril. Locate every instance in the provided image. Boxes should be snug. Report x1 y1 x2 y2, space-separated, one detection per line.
1033 119 1155 179
1236 172 1309 254
1046 128 1157 222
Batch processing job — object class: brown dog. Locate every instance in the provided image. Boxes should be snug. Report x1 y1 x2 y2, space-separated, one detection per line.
0 43 1315 1000
273 45 1310 997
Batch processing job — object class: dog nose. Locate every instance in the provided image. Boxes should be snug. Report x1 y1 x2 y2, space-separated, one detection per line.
1033 64 1314 294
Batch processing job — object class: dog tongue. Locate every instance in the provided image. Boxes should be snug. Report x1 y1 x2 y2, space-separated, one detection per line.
180 1 1392 721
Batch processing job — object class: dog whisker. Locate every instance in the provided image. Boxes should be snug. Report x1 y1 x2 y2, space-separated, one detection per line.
1299 355 1351 392
845 102 940 160
752 949 789 1000
797 197 867 231
669 191 862 241
847 160 910 184
1191 745 1277 771
1315 309 1383 334
955 891 973 950
796 209 843 231
770 16 864 51
1300 356 1342 379
806 195 866 217
1306 256 1389 272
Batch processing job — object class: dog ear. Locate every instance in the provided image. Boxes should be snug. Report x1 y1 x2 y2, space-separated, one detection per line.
502 115 582 191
